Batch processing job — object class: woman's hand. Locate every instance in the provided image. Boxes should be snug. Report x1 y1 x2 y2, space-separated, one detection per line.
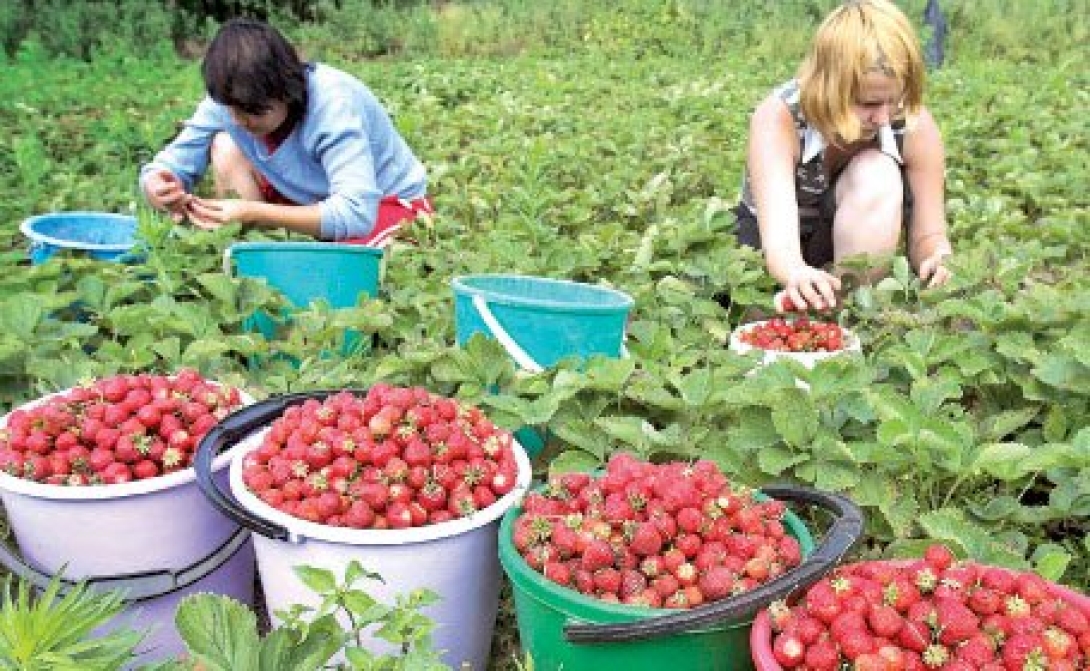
917 250 952 288
185 197 253 230
781 265 842 312
143 169 191 222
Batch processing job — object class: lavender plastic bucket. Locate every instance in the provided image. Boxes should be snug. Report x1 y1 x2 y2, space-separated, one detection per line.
0 387 257 664
194 391 534 670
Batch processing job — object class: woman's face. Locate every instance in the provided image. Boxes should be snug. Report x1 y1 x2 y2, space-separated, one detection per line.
228 101 289 136
851 71 904 139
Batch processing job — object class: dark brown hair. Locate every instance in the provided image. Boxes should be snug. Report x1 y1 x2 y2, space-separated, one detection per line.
201 19 307 120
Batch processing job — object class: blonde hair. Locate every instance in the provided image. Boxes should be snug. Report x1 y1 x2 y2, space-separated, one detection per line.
797 0 925 144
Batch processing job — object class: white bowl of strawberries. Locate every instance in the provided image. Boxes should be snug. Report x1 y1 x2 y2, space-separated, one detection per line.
730 316 861 369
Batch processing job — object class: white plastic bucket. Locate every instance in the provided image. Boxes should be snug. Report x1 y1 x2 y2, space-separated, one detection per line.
0 386 257 664
195 391 533 670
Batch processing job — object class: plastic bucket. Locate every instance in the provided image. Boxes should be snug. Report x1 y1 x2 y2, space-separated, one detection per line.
452 275 634 372
0 387 257 665
194 391 534 670
499 486 864 671
749 560 1090 670
226 242 383 354
21 212 139 264
452 275 635 457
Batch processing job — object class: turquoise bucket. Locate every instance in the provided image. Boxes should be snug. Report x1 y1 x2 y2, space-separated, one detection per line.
452 275 634 371
451 275 634 457
227 242 383 354
21 212 138 264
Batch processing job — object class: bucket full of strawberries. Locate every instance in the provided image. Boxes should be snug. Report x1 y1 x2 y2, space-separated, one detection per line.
194 385 533 671
496 453 865 671
749 544 1090 670
0 370 256 663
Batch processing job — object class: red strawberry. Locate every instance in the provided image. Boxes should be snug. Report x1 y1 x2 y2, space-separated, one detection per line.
867 603 904 638
580 539 615 572
955 633 996 666
935 597 980 645
803 637 840 671
772 632 805 668
629 522 663 557
1056 602 1089 635
968 586 1003 616
698 566 735 602
924 544 956 572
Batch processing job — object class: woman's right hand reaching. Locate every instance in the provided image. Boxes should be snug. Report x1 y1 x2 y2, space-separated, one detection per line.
779 264 842 312
143 169 192 222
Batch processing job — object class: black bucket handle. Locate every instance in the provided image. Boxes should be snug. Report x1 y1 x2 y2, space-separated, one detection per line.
0 527 250 603
562 484 864 643
193 390 368 542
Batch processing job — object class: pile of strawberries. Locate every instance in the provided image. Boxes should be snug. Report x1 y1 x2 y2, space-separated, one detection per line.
510 452 803 609
765 544 1090 670
239 385 521 529
0 370 242 485
737 317 846 354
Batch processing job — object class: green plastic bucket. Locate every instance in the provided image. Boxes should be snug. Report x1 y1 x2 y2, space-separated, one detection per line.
452 275 634 458
498 486 864 671
227 242 383 354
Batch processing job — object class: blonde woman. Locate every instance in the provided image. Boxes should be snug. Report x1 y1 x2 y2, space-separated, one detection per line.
735 0 953 311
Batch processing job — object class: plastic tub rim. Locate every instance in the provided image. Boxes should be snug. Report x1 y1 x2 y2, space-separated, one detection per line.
498 492 815 622
229 241 384 258
452 274 635 313
228 426 533 546
0 385 255 501
20 212 137 252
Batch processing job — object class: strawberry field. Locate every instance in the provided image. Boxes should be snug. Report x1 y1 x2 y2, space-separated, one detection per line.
0 0 1087 668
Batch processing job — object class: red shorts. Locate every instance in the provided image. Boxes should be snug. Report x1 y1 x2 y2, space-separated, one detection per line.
255 173 432 248
343 196 434 248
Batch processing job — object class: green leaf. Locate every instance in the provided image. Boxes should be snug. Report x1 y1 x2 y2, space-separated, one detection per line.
175 593 261 671
919 508 1027 568
0 295 44 341
771 390 818 446
980 407 1041 442
972 442 1033 480
757 445 809 476
294 566 338 595
548 449 601 476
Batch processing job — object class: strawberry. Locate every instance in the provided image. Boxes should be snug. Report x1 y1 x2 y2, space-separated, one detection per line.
698 566 735 601
803 636 840 671
1055 602 1089 635
867 603 905 638
580 539 615 572
628 522 664 557
772 632 805 668
934 597 980 645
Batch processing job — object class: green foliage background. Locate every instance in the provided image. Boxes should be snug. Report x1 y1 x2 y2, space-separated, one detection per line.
0 1 1087 663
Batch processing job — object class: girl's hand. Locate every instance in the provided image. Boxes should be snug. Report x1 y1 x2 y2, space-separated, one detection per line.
782 265 842 312
144 169 191 222
185 197 252 230
917 251 952 288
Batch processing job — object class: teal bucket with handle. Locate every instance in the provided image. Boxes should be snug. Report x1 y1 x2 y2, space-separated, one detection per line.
226 242 383 355
451 275 635 457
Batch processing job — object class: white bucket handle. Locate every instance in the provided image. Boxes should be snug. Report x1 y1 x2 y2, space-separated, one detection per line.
472 294 544 373
470 294 632 373
222 246 234 277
